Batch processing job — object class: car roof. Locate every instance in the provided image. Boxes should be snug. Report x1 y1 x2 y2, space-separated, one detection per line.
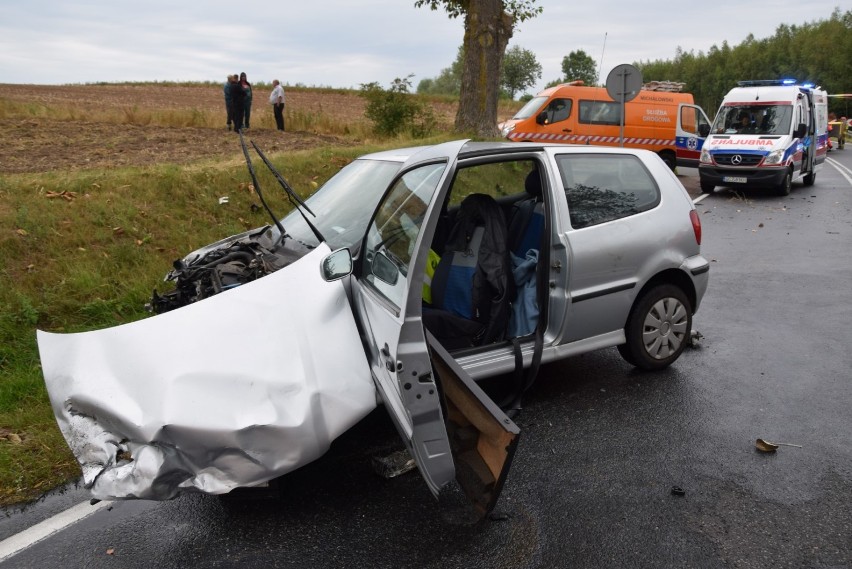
358 146 432 162
359 140 656 164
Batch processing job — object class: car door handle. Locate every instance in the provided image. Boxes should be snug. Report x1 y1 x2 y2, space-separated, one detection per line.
381 343 391 358
562 128 572 133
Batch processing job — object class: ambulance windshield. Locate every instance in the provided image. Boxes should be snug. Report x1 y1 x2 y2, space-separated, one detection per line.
712 104 793 136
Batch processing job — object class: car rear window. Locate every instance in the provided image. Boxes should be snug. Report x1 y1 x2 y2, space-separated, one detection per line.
556 154 660 229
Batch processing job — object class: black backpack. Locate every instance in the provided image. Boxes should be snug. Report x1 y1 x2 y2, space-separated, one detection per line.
425 194 514 349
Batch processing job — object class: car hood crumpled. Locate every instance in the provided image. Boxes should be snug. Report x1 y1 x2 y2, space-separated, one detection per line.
37 244 376 501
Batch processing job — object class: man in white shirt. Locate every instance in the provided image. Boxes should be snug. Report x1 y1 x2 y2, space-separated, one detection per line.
269 80 285 131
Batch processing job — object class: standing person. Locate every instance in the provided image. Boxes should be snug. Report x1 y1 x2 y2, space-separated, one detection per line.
240 72 253 130
229 74 245 133
223 75 234 131
269 79 285 131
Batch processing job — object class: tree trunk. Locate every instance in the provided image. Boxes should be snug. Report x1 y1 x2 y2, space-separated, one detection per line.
455 0 513 137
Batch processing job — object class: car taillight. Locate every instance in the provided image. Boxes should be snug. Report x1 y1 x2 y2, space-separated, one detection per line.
689 210 702 245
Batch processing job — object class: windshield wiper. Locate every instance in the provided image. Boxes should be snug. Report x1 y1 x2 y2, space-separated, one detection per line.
250 140 326 245
238 131 288 243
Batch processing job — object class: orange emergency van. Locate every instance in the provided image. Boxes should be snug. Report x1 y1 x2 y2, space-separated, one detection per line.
500 81 713 169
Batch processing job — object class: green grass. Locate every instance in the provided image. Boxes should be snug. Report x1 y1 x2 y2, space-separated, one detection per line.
0 135 468 505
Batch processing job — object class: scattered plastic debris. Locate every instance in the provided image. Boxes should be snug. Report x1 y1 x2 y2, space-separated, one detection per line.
372 449 416 479
688 329 704 348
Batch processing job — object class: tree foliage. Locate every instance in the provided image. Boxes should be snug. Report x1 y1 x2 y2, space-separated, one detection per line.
359 76 436 137
636 8 852 117
501 45 542 99
560 50 599 86
415 0 542 136
417 46 464 96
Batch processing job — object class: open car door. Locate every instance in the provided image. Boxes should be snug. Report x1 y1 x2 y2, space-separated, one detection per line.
425 331 520 516
676 103 712 168
351 140 520 516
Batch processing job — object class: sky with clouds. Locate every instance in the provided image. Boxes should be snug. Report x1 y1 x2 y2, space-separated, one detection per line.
0 1 843 95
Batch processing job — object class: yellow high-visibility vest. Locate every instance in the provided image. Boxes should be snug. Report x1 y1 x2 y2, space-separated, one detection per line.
422 249 440 304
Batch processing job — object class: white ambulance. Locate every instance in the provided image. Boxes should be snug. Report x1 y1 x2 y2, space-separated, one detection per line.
699 80 828 195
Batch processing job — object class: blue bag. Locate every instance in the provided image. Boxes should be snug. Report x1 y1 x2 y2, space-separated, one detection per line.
508 249 539 338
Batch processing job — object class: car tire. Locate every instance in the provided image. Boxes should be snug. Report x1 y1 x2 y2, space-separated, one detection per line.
658 151 676 171
776 170 792 196
700 180 715 194
803 171 816 186
618 284 692 371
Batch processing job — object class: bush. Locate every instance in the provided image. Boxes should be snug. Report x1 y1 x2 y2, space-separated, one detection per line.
360 76 435 138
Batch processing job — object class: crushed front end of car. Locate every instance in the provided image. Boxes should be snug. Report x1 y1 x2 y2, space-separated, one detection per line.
36 136 386 501
38 244 377 501
147 224 310 314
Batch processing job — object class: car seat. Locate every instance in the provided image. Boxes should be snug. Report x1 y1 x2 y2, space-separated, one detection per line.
507 169 546 257
505 169 546 339
424 193 513 350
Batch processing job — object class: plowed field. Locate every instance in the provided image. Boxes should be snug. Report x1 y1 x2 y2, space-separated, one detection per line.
0 83 457 174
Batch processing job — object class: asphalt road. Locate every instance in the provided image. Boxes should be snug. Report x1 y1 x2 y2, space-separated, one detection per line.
3 153 852 568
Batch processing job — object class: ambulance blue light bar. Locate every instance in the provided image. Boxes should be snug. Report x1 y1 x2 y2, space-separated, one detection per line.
737 79 797 87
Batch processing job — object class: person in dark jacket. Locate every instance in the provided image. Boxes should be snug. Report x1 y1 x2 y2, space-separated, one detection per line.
223 75 234 130
228 74 245 133
239 72 253 130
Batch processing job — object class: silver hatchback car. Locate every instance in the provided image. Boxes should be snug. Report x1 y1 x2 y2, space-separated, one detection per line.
39 139 709 514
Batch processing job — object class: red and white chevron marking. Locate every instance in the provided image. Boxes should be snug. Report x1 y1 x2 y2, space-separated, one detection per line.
508 132 673 147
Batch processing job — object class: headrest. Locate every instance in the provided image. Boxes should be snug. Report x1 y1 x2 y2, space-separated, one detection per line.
524 170 542 198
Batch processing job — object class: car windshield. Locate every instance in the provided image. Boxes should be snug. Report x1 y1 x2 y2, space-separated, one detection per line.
278 158 403 251
512 96 549 120
712 104 793 135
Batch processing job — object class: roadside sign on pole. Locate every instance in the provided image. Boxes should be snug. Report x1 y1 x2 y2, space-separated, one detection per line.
606 64 643 147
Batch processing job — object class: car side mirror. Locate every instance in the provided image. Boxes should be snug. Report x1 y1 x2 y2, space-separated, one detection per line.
371 251 399 286
793 123 807 138
698 124 710 137
535 111 547 125
320 248 353 282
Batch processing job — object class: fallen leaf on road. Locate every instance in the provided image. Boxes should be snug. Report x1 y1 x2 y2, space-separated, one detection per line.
757 438 802 450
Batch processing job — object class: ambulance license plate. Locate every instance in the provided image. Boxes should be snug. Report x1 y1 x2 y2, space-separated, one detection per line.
723 176 747 184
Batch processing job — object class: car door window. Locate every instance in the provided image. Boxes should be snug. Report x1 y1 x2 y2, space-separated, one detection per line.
557 153 660 229
578 100 621 125
447 159 536 206
362 163 446 308
542 98 572 125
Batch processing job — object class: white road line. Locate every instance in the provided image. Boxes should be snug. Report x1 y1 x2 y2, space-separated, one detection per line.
827 157 852 185
0 499 112 562
693 193 710 205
